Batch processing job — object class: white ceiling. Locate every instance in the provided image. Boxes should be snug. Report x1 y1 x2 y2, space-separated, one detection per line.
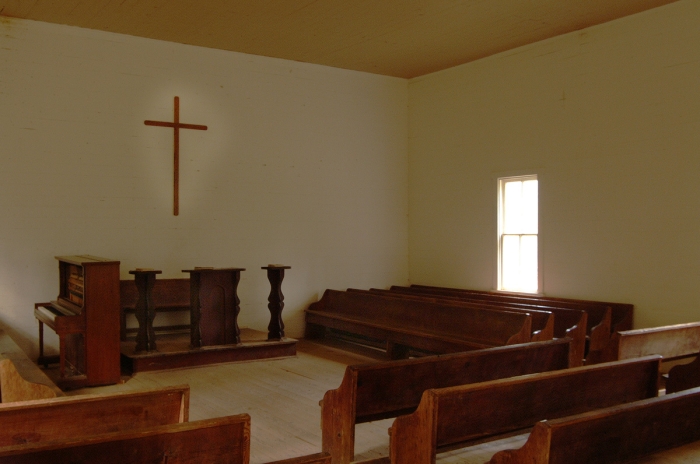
0 0 680 78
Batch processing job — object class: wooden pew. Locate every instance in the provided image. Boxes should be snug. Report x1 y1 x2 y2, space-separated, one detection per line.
0 385 189 446
120 277 190 341
394 285 615 359
0 414 250 464
371 287 585 366
488 386 700 464
596 321 700 393
322 339 571 464
409 284 633 333
0 359 56 403
0 325 63 399
388 356 660 464
600 321 700 362
349 289 555 343
305 289 532 359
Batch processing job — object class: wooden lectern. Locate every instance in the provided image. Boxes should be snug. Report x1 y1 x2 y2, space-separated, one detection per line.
184 268 245 348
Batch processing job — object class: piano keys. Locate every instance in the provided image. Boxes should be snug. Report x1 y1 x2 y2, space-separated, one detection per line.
34 256 121 389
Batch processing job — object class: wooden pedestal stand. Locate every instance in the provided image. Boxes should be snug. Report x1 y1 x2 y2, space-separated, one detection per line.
129 269 162 353
263 265 291 340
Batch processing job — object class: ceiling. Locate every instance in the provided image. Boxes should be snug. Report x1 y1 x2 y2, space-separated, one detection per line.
0 0 680 79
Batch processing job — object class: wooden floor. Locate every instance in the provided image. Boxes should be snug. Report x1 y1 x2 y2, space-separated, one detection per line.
46 338 700 464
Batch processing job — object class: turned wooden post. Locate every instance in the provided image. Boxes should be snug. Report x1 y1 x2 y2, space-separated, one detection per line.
183 267 245 348
263 265 291 340
129 269 162 353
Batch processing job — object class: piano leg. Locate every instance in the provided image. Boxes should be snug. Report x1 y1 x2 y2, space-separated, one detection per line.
59 336 66 379
38 321 47 369
36 322 60 369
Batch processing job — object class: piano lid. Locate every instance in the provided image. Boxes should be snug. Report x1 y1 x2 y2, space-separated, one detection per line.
55 255 120 266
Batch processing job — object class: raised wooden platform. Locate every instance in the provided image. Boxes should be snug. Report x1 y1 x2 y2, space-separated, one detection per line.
121 328 297 374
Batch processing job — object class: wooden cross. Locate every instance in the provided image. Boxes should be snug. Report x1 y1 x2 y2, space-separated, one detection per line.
144 96 207 216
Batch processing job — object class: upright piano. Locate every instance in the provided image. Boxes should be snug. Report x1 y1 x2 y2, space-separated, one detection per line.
34 255 121 389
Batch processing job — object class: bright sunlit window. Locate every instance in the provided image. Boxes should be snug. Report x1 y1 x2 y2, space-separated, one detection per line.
498 176 538 293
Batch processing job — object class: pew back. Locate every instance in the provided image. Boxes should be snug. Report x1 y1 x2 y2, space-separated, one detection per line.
602 321 700 362
0 385 189 446
409 284 633 332
0 414 250 464
392 285 614 361
489 386 700 464
394 285 611 348
389 356 661 464
306 290 532 355
350 289 554 343
377 287 587 366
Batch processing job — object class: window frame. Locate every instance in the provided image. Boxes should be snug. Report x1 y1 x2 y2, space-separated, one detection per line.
496 174 541 294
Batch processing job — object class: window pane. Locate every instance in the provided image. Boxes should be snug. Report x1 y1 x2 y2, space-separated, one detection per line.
503 181 523 234
503 179 538 234
521 180 538 234
501 235 520 291
501 234 538 293
520 235 538 293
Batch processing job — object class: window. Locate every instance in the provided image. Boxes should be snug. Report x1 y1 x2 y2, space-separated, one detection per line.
498 176 538 293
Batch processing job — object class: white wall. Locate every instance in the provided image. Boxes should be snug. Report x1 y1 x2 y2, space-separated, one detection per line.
407 0 700 329
0 18 409 355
